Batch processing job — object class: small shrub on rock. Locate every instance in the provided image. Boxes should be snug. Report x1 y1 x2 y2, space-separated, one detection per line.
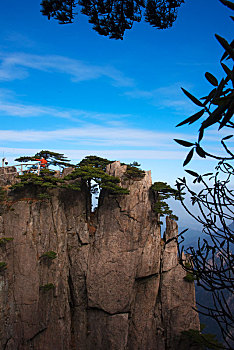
0 262 7 271
39 283 55 292
184 272 197 283
0 237 14 246
40 251 57 260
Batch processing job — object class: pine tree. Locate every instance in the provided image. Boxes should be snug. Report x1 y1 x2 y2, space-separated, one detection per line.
40 0 185 39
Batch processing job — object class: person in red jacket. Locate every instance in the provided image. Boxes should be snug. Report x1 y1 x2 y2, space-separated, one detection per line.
35 157 48 168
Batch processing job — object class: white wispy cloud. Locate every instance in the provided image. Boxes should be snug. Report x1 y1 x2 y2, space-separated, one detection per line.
124 83 197 113
0 99 131 122
4 32 36 48
0 52 134 87
0 126 191 148
0 88 16 100
0 101 73 119
0 124 226 163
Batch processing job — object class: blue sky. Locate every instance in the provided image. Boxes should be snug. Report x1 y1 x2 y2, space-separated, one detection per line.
0 0 233 226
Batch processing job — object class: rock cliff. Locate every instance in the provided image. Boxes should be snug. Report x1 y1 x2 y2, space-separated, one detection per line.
0 162 199 349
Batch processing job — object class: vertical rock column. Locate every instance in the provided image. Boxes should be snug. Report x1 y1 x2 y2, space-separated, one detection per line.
159 217 200 350
86 161 162 349
0 188 87 350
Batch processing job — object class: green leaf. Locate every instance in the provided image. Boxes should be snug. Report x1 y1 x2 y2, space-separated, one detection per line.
220 240 226 248
196 145 206 158
205 72 218 86
185 170 199 177
197 176 202 183
198 128 204 142
219 102 234 129
183 148 194 166
181 88 204 107
213 92 234 105
201 104 227 130
221 63 232 79
215 78 226 98
174 139 195 147
176 109 205 127
222 135 233 140
201 88 217 105
219 0 234 10
215 34 234 60
179 228 189 236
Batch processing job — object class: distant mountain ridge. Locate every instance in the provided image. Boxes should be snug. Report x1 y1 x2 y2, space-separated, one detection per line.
179 222 234 345
179 221 234 250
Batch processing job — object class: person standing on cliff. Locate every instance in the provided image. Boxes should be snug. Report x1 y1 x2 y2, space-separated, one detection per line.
35 157 48 168
1 157 8 167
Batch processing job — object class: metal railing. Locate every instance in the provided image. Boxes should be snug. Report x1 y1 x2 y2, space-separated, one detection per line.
0 162 41 176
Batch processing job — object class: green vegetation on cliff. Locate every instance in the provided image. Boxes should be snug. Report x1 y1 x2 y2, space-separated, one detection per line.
181 324 224 349
0 262 7 271
6 153 180 222
40 251 57 260
65 155 129 195
151 181 179 222
15 150 72 168
10 168 80 196
39 283 55 292
0 237 14 246
11 151 79 197
124 162 145 180
8 153 178 222
10 153 143 199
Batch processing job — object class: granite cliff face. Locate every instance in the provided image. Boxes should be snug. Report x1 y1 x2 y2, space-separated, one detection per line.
0 162 199 349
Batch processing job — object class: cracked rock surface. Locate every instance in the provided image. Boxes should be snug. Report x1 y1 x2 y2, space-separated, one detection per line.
0 162 199 349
